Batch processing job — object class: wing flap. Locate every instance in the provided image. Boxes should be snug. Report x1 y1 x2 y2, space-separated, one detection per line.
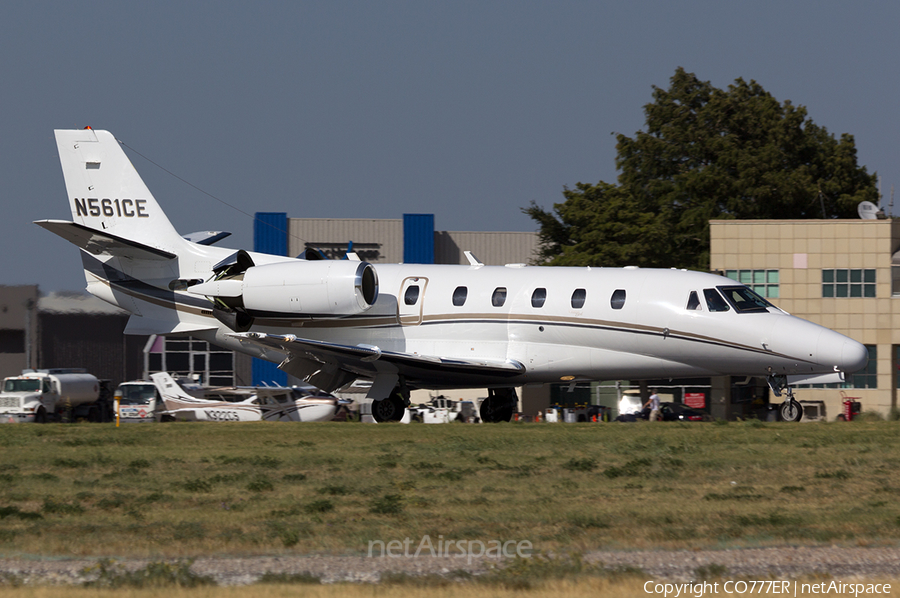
228 332 525 390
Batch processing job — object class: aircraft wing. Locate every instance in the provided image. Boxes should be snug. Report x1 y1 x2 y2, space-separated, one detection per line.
228 332 525 392
35 220 176 260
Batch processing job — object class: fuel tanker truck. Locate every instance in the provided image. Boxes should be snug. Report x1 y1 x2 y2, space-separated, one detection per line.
0 369 112 423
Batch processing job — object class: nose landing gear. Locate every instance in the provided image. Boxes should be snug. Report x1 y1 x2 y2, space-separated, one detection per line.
767 375 803 423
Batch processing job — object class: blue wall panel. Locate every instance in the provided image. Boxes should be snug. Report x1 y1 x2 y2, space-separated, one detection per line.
403 214 435 264
254 212 288 257
252 212 288 386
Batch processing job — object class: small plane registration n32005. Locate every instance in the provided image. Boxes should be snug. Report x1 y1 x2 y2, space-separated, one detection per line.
36 129 868 423
149 372 345 422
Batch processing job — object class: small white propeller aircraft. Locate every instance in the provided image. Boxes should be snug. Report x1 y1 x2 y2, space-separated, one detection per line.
149 372 344 422
37 129 868 423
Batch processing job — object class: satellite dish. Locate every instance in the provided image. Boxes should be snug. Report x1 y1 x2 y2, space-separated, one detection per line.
858 201 880 220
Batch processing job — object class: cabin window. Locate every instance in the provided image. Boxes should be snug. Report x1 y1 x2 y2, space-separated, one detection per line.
571 288 587 309
492 287 507 307
404 285 420 306
452 286 467 307
686 291 701 310
703 288 730 312
531 288 547 308
610 289 626 310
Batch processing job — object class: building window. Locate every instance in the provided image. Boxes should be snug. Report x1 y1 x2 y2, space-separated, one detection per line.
725 270 779 298
492 287 507 308
822 269 876 298
531 288 546 308
452 286 467 307
851 345 877 388
147 337 234 386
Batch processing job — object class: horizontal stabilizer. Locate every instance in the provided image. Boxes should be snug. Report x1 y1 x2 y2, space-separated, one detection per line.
183 231 232 246
35 220 176 260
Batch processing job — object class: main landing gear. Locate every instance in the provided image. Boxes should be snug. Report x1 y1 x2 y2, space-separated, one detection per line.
372 385 410 423
480 388 517 423
370 383 518 423
767 375 803 423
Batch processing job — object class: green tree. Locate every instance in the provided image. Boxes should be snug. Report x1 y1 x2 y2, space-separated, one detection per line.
526 68 878 270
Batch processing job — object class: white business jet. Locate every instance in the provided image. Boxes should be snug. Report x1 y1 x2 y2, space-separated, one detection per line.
36 129 867 423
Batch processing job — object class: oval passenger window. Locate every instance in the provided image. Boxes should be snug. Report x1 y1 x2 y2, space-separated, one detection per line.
404 285 420 306
452 286 467 307
492 287 507 307
531 288 547 308
571 288 586 309
610 289 626 310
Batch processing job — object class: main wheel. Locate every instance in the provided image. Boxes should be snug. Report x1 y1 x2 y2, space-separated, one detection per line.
779 399 803 422
480 395 514 423
372 395 405 422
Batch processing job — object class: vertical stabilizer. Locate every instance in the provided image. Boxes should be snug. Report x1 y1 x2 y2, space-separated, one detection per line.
150 372 194 402
55 129 187 253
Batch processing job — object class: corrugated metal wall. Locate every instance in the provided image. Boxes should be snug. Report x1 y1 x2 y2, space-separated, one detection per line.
286 218 538 267
434 231 539 266
38 313 145 387
288 219 404 262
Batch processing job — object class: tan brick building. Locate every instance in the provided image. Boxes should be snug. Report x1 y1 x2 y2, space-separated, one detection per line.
710 219 900 418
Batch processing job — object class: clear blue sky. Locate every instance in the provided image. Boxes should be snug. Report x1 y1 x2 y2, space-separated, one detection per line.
5 1 899 292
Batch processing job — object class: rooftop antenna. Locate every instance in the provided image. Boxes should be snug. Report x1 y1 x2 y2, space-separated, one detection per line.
888 185 894 218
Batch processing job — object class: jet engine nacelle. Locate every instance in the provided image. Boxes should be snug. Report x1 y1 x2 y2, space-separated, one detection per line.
193 260 379 318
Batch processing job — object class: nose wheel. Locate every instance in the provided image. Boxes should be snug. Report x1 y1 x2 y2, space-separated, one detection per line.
767 374 804 422
779 398 803 422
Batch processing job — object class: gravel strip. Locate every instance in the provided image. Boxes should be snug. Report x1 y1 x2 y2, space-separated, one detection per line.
1 546 900 586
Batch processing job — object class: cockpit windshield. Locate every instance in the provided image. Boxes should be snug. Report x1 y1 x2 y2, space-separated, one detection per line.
703 288 730 312
717 286 774 313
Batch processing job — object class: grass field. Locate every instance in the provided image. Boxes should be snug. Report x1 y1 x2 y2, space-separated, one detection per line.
1 419 900 559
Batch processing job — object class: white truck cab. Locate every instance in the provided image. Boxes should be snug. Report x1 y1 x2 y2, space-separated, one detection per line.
113 381 161 423
0 369 105 423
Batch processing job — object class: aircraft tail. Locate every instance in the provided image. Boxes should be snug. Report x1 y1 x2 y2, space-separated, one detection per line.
150 372 195 402
53 128 187 253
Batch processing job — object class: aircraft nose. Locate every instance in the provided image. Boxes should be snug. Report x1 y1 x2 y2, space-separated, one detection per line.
815 328 868 374
840 339 868 374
